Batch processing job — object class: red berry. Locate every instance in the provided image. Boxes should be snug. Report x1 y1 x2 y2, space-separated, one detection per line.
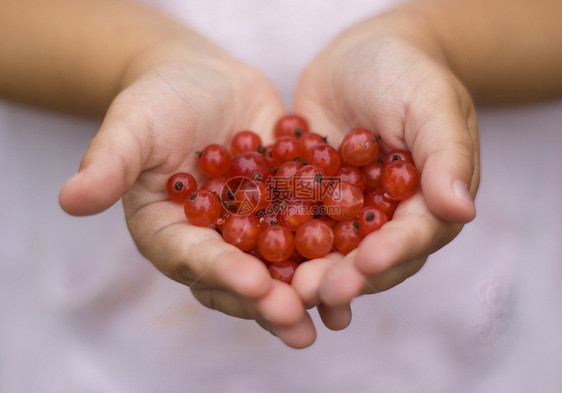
295 219 334 259
201 175 228 195
230 130 263 156
362 161 384 191
333 220 362 255
215 209 231 231
340 128 379 167
184 189 222 227
382 149 414 167
222 215 260 251
257 225 295 263
262 144 276 167
273 160 304 198
271 136 305 165
166 172 197 203
306 143 341 176
275 160 304 178
322 182 364 221
364 188 399 219
230 151 274 182
294 164 327 202
314 214 339 229
198 144 231 177
382 160 420 201
278 198 314 231
268 260 300 284
298 132 326 153
274 114 309 139
234 179 269 216
357 206 388 236
220 176 268 216
258 209 280 228
336 166 366 192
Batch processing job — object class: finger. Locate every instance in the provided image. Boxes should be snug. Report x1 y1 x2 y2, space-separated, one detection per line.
254 280 309 326
192 281 305 325
59 99 152 216
318 255 426 306
319 195 455 306
254 281 317 348
128 201 272 299
268 312 317 349
291 254 340 308
354 194 458 275
317 302 352 331
191 287 255 319
406 78 480 224
193 285 317 349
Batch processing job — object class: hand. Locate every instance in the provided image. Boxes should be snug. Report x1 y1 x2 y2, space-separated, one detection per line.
291 26 480 330
59 42 317 348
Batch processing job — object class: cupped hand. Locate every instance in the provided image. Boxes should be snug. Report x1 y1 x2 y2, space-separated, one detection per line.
59 42 316 348
291 29 480 330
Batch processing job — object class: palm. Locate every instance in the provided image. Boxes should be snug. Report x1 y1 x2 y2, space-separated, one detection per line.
61 59 317 348
291 38 479 326
120 61 285 263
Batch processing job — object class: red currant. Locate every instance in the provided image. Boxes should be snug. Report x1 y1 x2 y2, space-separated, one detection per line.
357 206 388 236
295 219 334 259
184 189 222 227
166 172 197 203
257 225 295 263
274 114 309 139
278 198 314 231
322 182 364 221
382 149 414 167
201 175 228 195
294 164 327 202
268 260 300 284
273 160 304 198
258 209 280 228
314 214 338 229
306 143 341 176
230 151 274 182
222 215 260 251
298 132 326 153
271 136 305 165
333 220 362 255
336 166 366 192
364 188 399 219
362 161 384 191
262 144 276 167
382 160 420 201
233 179 268 216
230 130 264 156
198 144 231 177
340 128 379 167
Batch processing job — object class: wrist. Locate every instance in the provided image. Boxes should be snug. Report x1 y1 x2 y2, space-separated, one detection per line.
323 5 450 70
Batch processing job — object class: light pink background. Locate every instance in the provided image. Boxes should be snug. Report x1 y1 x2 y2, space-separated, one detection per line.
1 1 561 392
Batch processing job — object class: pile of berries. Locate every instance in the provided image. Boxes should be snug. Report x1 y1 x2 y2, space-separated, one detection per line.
166 115 420 283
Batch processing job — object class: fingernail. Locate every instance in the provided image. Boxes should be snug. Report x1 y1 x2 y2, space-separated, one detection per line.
452 180 474 205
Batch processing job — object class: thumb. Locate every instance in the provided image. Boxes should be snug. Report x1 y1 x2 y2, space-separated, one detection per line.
59 103 151 216
409 95 480 224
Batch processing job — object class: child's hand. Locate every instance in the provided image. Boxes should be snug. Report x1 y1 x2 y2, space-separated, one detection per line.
291 25 480 329
59 44 316 348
